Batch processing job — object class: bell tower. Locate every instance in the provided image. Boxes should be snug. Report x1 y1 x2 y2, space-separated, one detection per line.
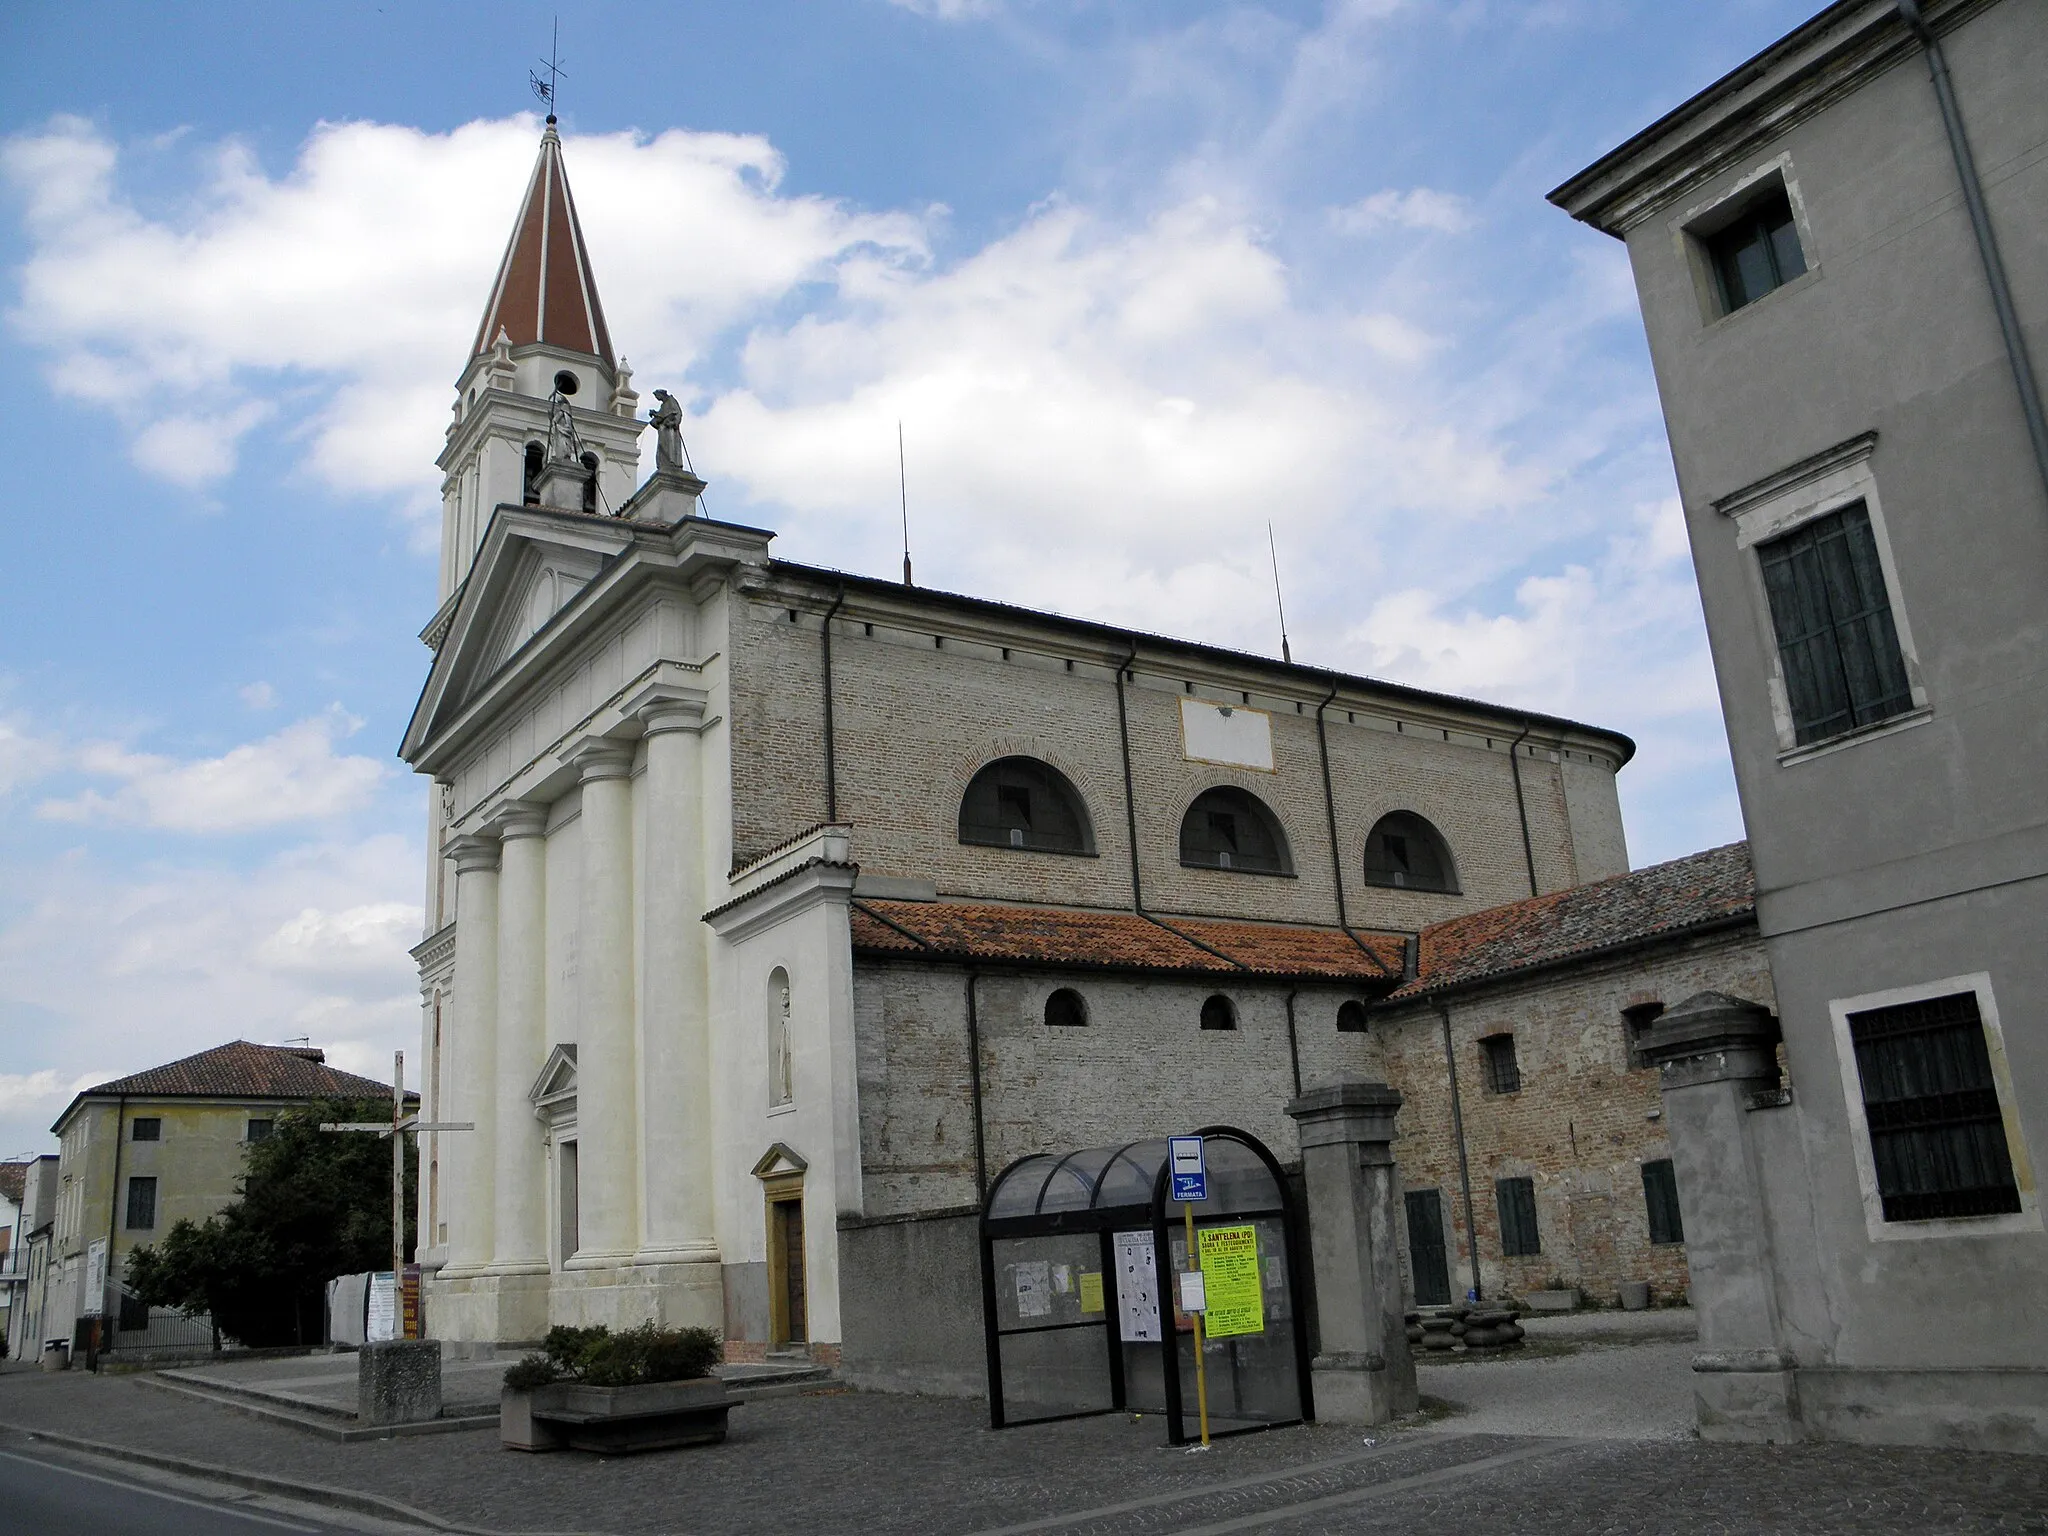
435 116 644 601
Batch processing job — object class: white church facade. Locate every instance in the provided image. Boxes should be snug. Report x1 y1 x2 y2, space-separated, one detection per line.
404 119 1640 1376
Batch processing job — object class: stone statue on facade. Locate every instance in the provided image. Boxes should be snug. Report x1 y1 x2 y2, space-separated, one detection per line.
547 391 579 466
648 389 686 474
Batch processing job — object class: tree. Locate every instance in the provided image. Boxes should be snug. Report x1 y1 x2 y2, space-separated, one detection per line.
126 1098 416 1347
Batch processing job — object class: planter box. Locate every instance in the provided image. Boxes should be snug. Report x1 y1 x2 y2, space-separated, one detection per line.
503 1378 734 1455
1619 1281 1652 1312
1523 1289 1580 1313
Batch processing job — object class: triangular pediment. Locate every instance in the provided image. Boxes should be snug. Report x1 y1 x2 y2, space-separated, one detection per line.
530 1042 579 1106
752 1142 809 1179
401 507 633 765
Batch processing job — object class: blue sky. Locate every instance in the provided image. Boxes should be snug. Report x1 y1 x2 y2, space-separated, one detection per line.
0 0 1819 1154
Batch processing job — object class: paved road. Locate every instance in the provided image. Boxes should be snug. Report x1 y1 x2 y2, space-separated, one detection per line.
0 1444 372 1534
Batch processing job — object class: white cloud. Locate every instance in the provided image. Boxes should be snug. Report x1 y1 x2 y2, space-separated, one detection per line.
0 715 64 799
38 709 385 831
887 0 1002 16
3 115 926 511
239 681 278 710
1331 187 1474 235
0 834 422 1153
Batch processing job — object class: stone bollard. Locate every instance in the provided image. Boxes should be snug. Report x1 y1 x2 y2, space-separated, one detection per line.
359 1338 443 1426
1286 1078 1419 1424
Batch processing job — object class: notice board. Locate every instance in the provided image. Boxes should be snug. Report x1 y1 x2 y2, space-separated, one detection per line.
1196 1225 1264 1339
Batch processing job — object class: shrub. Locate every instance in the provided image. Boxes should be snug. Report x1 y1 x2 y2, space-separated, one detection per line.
502 1321 721 1391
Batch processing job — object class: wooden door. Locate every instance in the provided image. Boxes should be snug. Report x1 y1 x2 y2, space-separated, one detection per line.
772 1198 807 1345
1405 1189 1451 1307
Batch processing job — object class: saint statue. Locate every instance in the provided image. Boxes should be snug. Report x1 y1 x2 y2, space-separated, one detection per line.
648 389 687 474
546 391 579 465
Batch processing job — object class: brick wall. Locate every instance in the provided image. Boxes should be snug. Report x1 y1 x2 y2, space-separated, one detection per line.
1372 924 1775 1307
730 579 1629 923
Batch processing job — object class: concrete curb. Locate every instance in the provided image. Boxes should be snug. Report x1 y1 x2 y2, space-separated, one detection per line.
0 1419 587 1534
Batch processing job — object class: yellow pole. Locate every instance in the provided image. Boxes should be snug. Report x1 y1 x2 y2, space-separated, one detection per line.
1186 1200 1210 1447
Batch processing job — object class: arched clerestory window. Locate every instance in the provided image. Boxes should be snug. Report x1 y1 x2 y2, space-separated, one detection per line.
1363 811 1460 893
1179 786 1293 875
959 757 1096 855
522 441 545 505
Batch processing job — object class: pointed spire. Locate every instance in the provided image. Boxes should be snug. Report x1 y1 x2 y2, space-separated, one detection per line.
470 120 615 367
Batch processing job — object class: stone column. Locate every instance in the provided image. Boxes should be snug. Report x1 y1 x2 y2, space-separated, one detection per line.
1285 1078 1417 1424
489 803 550 1274
570 742 638 1266
1639 991 1797 1442
635 702 718 1264
442 835 501 1278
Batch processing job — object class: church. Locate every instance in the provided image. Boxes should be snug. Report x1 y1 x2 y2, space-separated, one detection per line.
402 117 1644 1381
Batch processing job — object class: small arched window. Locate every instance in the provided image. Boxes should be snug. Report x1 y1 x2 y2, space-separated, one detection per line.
1363 811 1460 893
959 757 1095 855
580 452 600 514
768 968 794 1107
1200 994 1238 1031
1045 988 1088 1028
522 442 545 505
1337 1000 1370 1034
1180 787 1292 875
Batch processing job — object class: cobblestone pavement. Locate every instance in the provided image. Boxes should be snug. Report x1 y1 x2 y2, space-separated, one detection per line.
1415 1339 1697 1440
2 1364 2043 1534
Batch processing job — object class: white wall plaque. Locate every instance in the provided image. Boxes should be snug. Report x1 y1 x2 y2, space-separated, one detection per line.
1180 698 1274 771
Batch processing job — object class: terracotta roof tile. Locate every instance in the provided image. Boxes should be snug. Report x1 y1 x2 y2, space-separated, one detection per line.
852 900 1404 984
1385 841 1754 1003
77 1042 401 1104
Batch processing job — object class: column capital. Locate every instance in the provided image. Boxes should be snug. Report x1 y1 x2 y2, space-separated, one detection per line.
621 677 711 736
564 737 635 782
447 833 502 874
1640 991 1780 1089
486 800 550 841
1287 1078 1402 1151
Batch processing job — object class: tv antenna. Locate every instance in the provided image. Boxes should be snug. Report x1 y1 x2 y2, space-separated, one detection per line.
898 421 914 587
1267 521 1292 664
530 18 568 122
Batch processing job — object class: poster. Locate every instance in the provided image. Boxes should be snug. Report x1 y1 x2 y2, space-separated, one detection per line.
83 1239 108 1318
1078 1271 1105 1315
1014 1260 1052 1319
366 1270 398 1342
1113 1230 1160 1342
1196 1225 1264 1339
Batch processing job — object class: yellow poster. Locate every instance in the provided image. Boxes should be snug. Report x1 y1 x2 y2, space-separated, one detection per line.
1197 1225 1264 1338
1078 1270 1105 1314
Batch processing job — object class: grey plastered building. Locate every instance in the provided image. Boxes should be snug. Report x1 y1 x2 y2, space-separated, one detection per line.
1552 0 2047 1451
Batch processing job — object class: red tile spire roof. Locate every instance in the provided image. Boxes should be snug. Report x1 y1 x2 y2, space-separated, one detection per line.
470 120 615 366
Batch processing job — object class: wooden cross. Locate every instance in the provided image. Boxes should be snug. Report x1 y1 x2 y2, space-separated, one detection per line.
320 1050 471 1339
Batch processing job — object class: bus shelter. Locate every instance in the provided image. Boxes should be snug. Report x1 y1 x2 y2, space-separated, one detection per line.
979 1126 1313 1445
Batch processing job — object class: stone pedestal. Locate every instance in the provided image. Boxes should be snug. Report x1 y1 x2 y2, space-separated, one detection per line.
1285 1078 1417 1425
359 1338 443 1426
1639 991 1798 1443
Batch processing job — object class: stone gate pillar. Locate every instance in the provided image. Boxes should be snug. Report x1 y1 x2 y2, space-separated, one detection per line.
1286 1079 1417 1425
1638 991 1797 1443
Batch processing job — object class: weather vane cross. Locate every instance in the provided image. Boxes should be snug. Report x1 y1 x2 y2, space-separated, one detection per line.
530 18 567 120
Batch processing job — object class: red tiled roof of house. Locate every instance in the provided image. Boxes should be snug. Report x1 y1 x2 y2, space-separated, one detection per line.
852 899 1405 983
73 1042 401 1105
0 1161 26 1206
1384 841 1754 1004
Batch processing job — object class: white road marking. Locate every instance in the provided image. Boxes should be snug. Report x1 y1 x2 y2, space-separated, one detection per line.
0 1448 325 1532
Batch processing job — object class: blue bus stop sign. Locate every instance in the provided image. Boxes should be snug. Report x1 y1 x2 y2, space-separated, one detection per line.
1168 1135 1208 1203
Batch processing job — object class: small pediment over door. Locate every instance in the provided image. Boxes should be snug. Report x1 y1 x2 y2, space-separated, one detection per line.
752 1142 808 1183
530 1043 578 1125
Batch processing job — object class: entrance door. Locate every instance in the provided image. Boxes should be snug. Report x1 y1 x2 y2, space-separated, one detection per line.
1405 1189 1451 1307
771 1198 807 1345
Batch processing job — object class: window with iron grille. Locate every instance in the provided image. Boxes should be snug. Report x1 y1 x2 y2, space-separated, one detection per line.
1336 1000 1370 1034
1480 1034 1521 1095
1496 1177 1540 1257
1622 1003 1665 1070
1847 991 2020 1222
1200 994 1238 1031
1642 1159 1684 1245
246 1118 274 1143
130 1118 161 1142
1758 501 1913 746
1044 988 1088 1029
125 1176 157 1231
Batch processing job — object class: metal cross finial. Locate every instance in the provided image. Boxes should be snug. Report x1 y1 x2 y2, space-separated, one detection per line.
530 17 568 122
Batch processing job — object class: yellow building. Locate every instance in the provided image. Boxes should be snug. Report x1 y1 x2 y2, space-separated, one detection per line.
42 1040 398 1347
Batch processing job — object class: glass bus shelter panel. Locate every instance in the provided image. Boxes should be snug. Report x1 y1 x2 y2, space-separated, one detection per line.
1095 1139 1170 1210
987 1155 1060 1221
1182 1136 1286 1216
990 1233 1116 1424
1167 1213 1303 1438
